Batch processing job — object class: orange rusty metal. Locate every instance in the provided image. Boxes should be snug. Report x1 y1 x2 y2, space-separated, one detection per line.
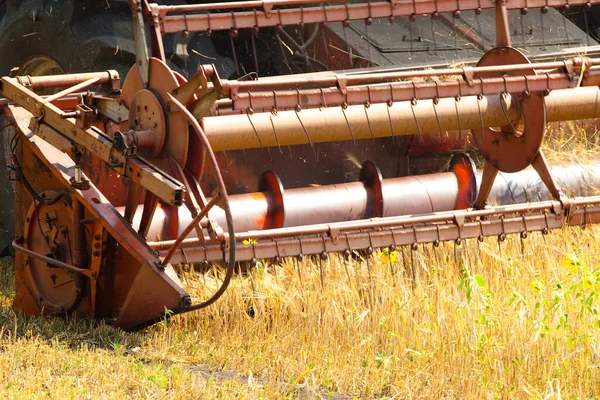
3 0 600 330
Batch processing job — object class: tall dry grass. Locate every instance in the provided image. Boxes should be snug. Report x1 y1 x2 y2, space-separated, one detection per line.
161 227 600 398
0 127 598 398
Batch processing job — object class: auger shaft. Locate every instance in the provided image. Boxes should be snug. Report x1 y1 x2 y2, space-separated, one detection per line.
138 156 476 238
145 159 600 264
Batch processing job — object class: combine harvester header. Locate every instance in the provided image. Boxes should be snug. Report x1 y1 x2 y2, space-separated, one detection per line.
0 0 600 330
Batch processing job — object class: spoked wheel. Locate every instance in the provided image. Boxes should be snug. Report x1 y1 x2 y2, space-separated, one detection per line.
119 59 236 310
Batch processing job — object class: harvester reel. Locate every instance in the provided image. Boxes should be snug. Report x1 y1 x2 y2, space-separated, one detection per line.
472 48 546 173
471 47 555 208
120 56 236 312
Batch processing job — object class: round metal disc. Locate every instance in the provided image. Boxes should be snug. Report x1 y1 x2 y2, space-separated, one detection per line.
471 47 546 173
129 89 166 159
23 191 80 313
120 58 189 168
173 70 205 179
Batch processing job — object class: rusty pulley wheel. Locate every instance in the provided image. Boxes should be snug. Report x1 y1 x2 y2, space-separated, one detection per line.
22 191 83 314
121 58 190 170
471 47 546 173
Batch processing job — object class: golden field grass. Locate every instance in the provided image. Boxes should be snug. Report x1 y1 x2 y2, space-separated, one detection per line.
0 126 599 399
2 228 600 399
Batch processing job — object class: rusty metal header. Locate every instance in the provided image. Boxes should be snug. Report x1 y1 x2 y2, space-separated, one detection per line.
149 0 599 33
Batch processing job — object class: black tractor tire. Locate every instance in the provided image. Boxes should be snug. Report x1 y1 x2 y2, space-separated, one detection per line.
0 0 137 77
0 0 138 255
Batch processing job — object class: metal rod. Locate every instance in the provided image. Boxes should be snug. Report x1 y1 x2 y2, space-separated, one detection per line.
44 77 101 104
161 195 220 266
217 58 591 94
149 200 600 263
202 86 600 151
155 0 597 33
218 68 598 111
12 237 94 278
14 71 117 91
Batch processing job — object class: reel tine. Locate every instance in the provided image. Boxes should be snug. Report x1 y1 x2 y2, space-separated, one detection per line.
246 110 264 148
430 13 438 55
343 1 352 66
452 11 459 56
409 15 415 57
432 96 444 137
454 93 463 137
229 29 240 76
499 92 518 134
321 22 330 69
476 94 485 132
365 0 373 63
342 22 352 66
364 102 374 140
475 7 484 51
342 104 357 145
295 106 315 152
520 7 527 49
540 6 547 51
269 112 283 154
409 245 416 288
319 254 325 288
386 100 396 143
583 4 591 47
562 6 570 50
250 28 260 74
365 18 373 63
410 98 423 140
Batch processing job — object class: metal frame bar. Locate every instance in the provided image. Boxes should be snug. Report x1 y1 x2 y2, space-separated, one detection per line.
151 0 598 33
2 75 185 206
149 198 600 264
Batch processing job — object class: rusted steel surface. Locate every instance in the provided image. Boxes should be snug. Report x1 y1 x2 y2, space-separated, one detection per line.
217 69 595 112
2 75 186 206
213 57 591 95
150 198 600 264
11 115 190 331
139 155 475 239
142 158 600 238
202 86 600 151
203 56 594 112
151 0 596 33
14 71 120 91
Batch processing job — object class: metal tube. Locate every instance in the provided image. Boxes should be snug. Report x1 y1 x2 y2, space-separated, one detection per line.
140 159 600 246
14 71 116 91
44 77 101 103
12 237 93 277
218 68 600 111
218 58 589 93
203 87 600 151
487 162 600 204
139 158 476 239
158 0 595 33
